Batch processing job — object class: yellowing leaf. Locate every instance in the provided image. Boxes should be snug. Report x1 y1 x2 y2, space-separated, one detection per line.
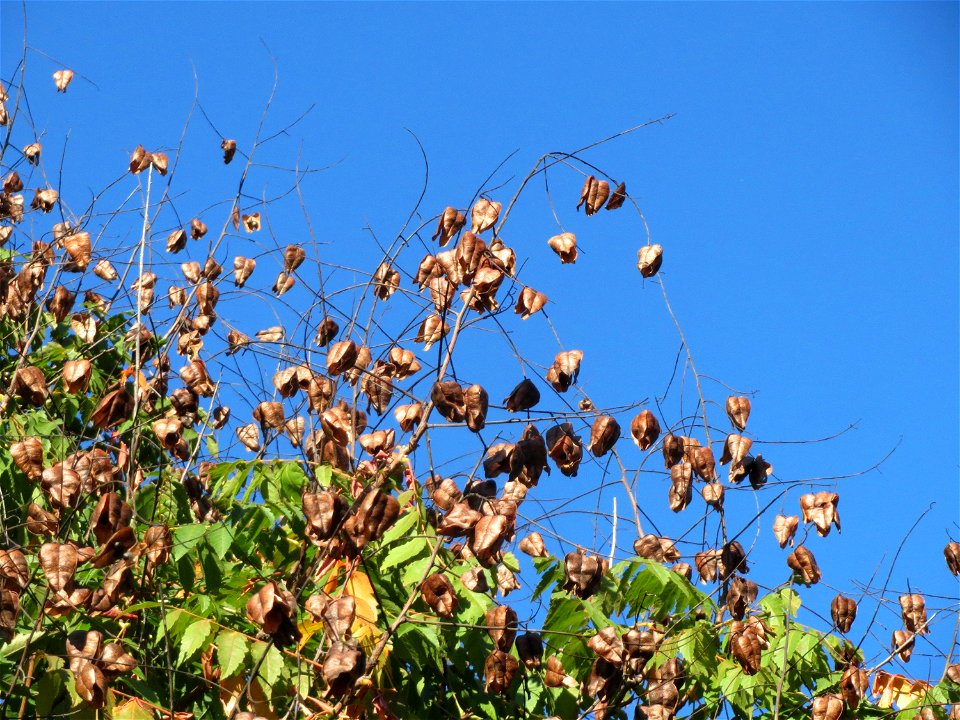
113 698 155 720
344 570 378 642
871 670 932 709
297 618 325 652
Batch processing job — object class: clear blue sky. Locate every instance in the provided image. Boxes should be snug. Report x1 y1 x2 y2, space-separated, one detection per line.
3 0 958 681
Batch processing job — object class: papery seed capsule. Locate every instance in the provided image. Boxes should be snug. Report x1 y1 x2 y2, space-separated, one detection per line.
636 244 663 278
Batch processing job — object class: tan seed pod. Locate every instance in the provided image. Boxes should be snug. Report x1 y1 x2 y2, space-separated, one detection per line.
202 257 222 281
547 232 577 264
672 562 693 581
31 187 58 212
273 272 295 296
341 489 399 551
23 142 42 165
588 415 620 457
26 502 58 536
62 232 91 271
92 258 118 282
471 198 501 234
303 491 347 544
787 545 821 585
45 286 75 323
40 542 78 592
496 565 521 596
519 532 548 558
189 218 207 240
53 69 74 92
694 549 721 584
253 401 285 431
241 212 260 232
562 550 607 599
62 359 92 394
668 464 693 512
544 655 576 688
800 491 841 537
726 575 758 619
255 326 284 343
726 396 751 431
831 594 857 633
546 350 582 393
464 384 488 433
416 313 449 350
13 365 48 405
150 152 168 175
236 423 260 452
839 663 868 707
322 640 366 696
281 245 306 274
152 418 183 450
358 428 394 455
720 434 752 469
0 225 11 245
460 567 488 594
472 514 509 566
515 286 548 319
3 171 22 193
690 446 717 481
772 514 799 549
327 340 358 377
0 549 29 592
421 573 458 618
129 145 151 174
702 482 724 509
899 593 928 635
393 402 423 433
373 262 400 300
11 436 44 481
577 175 610 216
811 693 844 720
637 244 663 277
221 139 237 164
233 256 256 287
164 229 187 254
588 626 625 665
432 205 466 246
730 629 761 675
661 433 685 468
143 525 172 566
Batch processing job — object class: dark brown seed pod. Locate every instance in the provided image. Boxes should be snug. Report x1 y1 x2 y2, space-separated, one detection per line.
546 423 583 477
483 649 519 694
787 545 821 585
811 693 844 720
504 378 540 412
303 491 347 544
485 605 518 651
515 632 544 669
464 384 488 432
433 206 466 247
431 380 466 422
831 594 857 633
562 549 607 599
11 436 43 481
245 581 301 648
588 626 625 665
946 541 960 575
421 573 458 618
322 640 365 696
221 139 237 164
730 629 761 675
899 593 928 635
342 490 399 551
661 433 685 468
588 415 620 457
606 182 627 211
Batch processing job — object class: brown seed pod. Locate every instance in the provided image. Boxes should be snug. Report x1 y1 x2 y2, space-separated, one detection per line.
672 562 693 581
472 514 509 566
634 535 681 563
899 594 928 635
725 395 751 431
496 565 520 596
3 171 23 193
720 541 749 580
0 588 20 635
327 340 358 377
515 632 544 669
53 69 74 92
787 545 821 585
515 286 548 319
831 594 857 633
421 573 459 618
0 549 28 592
773 515 799 549
415 313 449 350
484 649 519 694
463 384 488 433
546 350 582 393
167 229 187 254
322 640 365 696
637 244 663 277
252 401 285 432
546 423 583 477
245 581 301 647
544 655 575 688
690 446 717 481
577 175 610 216
45 286 75 323
342 490 399 551
143 525 172 567
588 626 625 665
23 143 42 166
588 416 620 457
730 629 761 675
668 464 693 513
26 502 58 536
236 423 260 452
471 198 501 234
62 232 92 271
11 436 43 481
241 212 261 232
946 541 960 575
40 542 79 593
720 434 752 470
562 549 607 599
151 417 183 451
800 492 841 537
433 206 466 246
839 663 868 707
393 402 423 433
99 642 137 677
892 629 915 662
519 532 548 558
631 410 661 451
547 232 578 264
90 492 133 547
660 433 685 468
811 693 844 720
461 567 488 593
179 359 215 397
485 605 518 651
694 549 721 584
606 182 627 211
726 576 758 619
13 365 48 405
303 491 347 544
221 139 237 164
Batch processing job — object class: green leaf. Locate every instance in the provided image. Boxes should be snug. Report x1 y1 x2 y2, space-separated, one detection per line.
256 642 285 687
217 630 248 679
381 536 430 572
500 551 520 573
173 523 208 561
205 523 233 560
177 618 214 666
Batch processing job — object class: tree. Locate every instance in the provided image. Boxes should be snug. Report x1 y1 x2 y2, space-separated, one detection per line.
0 34 958 720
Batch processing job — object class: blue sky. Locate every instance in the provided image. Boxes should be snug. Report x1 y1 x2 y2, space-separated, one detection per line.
3 0 958 685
